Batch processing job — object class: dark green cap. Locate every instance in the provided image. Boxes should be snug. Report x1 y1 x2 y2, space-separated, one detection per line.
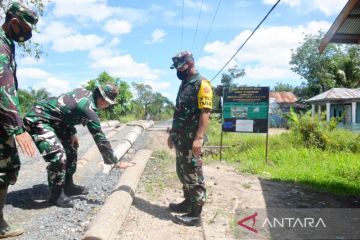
6 2 38 28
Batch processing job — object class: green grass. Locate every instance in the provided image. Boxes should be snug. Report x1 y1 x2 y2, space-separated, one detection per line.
143 150 178 197
205 118 360 196
118 114 138 123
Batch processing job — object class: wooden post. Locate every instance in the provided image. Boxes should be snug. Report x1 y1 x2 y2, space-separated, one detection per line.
219 130 223 162
266 88 270 163
265 132 269 163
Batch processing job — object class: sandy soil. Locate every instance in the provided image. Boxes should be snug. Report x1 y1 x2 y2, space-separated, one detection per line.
116 127 359 240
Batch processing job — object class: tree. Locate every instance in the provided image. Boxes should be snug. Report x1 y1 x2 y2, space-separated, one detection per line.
30 88 51 101
17 87 51 115
17 89 34 115
290 32 360 97
220 65 245 87
211 65 246 114
132 82 155 119
272 82 294 92
0 0 48 59
85 71 133 119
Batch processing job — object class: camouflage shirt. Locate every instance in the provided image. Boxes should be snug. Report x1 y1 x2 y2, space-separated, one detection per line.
171 72 212 147
25 88 118 164
0 29 23 137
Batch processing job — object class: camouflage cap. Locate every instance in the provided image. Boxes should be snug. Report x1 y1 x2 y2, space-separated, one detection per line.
170 51 194 70
98 82 118 105
6 2 38 28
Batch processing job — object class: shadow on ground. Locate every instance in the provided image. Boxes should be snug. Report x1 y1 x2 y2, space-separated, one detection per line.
132 196 173 221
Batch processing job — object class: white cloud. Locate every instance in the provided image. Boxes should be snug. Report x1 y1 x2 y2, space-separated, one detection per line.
52 34 104 52
89 48 113 60
163 10 178 20
198 21 331 81
312 0 347 16
143 80 170 91
145 29 166 44
18 68 51 79
52 0 114 22
17 57 44 65
91 54 161 80
109 38 120 46
104 19 132 35
52 0 147 23
33 22 74 44
17 68 70 95
183 0 210 11
34 78 71 96
263 0 347 16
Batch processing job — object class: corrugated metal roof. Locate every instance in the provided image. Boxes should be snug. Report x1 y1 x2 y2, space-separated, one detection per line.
269 92 297 103
319 0 360 52
307 88 360 102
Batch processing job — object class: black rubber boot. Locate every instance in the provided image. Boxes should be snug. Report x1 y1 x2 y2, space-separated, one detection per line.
0 188 24 238
174 205 202 227
64 176 88 196
48 187 74 208
169 199 191 213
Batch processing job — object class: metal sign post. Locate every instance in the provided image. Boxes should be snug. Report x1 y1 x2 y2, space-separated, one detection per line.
219 91 224 162
265 89 270 163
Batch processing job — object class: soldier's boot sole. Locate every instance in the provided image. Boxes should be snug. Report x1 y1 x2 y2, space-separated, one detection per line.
0 227 24 238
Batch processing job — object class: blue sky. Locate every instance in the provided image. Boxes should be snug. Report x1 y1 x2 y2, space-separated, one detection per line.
16 0 347 101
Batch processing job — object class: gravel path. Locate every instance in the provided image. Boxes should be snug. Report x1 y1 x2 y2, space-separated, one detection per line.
5 124 145 240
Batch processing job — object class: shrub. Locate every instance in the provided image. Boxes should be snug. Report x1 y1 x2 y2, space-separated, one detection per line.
289 110 360 153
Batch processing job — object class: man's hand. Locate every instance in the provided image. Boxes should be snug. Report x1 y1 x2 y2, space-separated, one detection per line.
167 134 174 149
192 137 203 157
15 132 35 157
71 135 79 149
112 161 135 170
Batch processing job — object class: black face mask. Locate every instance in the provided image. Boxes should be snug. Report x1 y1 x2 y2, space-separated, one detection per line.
10 22 32 42
177 69 191 81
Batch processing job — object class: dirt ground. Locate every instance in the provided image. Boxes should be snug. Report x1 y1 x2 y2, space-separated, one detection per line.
117 129 359 240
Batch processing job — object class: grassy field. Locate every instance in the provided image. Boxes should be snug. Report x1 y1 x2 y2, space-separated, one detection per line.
205 119 360 196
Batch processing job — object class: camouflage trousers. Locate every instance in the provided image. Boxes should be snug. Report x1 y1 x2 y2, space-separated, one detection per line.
175 145 206 206
0 126 20 189
23 120 77 189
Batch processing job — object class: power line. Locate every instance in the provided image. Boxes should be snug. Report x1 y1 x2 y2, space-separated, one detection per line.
181 0 185 50
191 0 204 52
198 0 222 58
210 0 281 82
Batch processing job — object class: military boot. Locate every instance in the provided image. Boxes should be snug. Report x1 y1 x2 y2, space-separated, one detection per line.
64 176 89 196
174 205 202 227
169 199 191 213
48 187 74 208
0 188 24 238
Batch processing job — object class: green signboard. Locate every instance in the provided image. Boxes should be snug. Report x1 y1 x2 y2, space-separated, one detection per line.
222 87 269 133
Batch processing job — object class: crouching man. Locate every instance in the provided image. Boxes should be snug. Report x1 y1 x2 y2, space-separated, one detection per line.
23 83 131 208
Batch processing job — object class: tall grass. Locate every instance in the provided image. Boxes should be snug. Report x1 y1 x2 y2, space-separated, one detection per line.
206 117 360 196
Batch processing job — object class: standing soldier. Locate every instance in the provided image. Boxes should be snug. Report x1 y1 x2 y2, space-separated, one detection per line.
23 83 132 208
168 51 212 226
0 3 38 238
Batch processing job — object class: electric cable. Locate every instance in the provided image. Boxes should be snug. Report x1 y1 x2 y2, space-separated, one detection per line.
181 0 185 50
198 0 222 58
210 0 281 81
191 0 204 52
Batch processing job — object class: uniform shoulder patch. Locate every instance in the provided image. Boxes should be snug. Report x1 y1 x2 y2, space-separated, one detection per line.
198 79 213 109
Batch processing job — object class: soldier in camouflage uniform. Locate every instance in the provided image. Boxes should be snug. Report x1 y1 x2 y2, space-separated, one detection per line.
168 51 212 226
0 3 38 238
23 83 131 208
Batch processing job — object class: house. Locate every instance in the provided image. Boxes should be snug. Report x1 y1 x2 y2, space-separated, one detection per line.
307 88 360 128
269 92 297 128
